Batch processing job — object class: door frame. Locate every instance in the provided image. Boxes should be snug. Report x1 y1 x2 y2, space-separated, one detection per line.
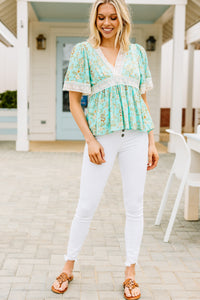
56 36 86 140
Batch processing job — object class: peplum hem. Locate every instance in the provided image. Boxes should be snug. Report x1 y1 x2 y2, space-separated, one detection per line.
86 84 154 136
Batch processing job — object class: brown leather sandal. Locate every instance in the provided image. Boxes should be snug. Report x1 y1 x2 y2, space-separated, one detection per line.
123 278 141 300
51 272 74 294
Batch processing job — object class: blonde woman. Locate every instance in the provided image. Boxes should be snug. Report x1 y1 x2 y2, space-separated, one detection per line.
52 0 159 299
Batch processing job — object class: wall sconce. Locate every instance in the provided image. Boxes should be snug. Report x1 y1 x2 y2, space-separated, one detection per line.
36 34 46 50
146 36 156 51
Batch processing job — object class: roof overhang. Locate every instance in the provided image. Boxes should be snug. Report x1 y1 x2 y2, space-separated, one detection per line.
186 21 200 43
28 0 187 4
0 0 188 45
0 21 17 47
30 1 172 23
28 0 187 24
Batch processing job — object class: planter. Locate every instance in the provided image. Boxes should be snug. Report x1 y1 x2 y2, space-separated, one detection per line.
0 109 17 140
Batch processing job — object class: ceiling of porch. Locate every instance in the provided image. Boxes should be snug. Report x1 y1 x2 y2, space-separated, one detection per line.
30 2 170 24
0 0 200 46
163 0 200 44
0 0 16 36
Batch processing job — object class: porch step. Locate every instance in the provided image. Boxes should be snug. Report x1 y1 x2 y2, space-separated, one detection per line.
29 140 167 153
29 141 85 152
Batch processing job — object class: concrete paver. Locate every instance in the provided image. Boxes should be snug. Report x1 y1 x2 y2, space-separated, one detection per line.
0 141 200 300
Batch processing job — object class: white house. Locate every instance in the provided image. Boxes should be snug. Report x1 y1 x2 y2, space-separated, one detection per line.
1 0 196 152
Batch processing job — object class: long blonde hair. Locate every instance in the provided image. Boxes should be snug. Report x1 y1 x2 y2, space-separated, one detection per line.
87 0 131 52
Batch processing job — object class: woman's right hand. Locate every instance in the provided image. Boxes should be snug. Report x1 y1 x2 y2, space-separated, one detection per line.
87 139 106 165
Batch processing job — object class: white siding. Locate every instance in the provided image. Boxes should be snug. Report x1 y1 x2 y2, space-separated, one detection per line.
29 22 55 140
29 22 162 141
0 43 17 92
134 24 162 141
160 39 200 108
2 25 199 141
0 109 17 141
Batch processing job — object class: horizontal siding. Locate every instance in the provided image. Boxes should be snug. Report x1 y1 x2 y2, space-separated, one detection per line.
29 22 54 137
138 24 162 141
0 122 17 128
0 128 17 134
0 116 17 122
0 109 17 116
0 109 17 140
0 44 17 93
0 135 16 141
29 22 161 141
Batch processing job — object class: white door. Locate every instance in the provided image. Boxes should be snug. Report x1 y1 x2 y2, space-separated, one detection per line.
56 37 88 140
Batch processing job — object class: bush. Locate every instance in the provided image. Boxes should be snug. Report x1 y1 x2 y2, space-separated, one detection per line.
0 90 17 108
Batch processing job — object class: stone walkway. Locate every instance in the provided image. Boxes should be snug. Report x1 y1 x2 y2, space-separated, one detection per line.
0 142 200 300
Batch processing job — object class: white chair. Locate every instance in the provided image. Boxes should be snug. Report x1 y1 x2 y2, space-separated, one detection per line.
155 129 200 242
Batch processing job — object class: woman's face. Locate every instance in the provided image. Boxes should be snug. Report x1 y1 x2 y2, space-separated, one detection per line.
96 3 120 42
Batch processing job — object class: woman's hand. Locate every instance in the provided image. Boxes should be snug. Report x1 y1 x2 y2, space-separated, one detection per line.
87 139 106 165
147 143 159 171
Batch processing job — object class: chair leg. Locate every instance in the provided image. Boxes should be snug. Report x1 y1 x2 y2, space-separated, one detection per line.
164 177 187 242
155 172 174 225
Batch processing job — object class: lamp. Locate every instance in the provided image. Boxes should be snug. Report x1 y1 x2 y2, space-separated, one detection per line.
146 36 156 51
36 34 46 50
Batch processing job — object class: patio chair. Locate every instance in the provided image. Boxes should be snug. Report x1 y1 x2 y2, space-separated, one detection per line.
155 129 200 242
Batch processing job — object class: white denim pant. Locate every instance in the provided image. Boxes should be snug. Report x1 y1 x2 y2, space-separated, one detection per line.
64 129 148 266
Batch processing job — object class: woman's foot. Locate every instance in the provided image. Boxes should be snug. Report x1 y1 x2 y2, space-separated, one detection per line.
51 260 75 294
124 264 141 299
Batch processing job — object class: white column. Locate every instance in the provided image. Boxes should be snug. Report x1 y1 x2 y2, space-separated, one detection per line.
184 43 195 133
168 4 186 153
16 0 29 151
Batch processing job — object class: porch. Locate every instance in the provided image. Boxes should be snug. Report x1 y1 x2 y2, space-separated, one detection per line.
1 0 193 152
0 140 199 299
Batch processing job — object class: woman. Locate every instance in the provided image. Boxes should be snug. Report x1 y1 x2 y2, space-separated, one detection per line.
52 0 159 299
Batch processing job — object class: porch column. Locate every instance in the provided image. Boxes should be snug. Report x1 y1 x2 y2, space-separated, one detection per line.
168 4 186 153
184 43 195 133
16 0 29 151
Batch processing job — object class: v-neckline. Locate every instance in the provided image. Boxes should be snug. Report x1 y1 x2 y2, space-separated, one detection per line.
98 46 121 69
86 41 127 75
95 45 124 74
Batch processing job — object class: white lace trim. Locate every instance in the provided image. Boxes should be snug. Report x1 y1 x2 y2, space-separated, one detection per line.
63 77 153 96
114 49 126 75
140 77 154 94
91 75 140 96
95 47 125 75
63 81 91 95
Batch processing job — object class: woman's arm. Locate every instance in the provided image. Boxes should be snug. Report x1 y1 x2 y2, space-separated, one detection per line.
141 92 159 171
69 91 106 165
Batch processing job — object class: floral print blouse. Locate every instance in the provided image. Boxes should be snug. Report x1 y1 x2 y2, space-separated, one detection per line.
63 41 154 136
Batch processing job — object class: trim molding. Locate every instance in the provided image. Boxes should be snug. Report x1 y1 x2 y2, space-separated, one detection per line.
186 22 200 44
155 5 174 24
26 0 187 4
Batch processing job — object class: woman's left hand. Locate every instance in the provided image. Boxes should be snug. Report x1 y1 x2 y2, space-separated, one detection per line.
147 143 159 171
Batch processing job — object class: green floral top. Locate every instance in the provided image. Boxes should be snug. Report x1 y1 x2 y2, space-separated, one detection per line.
63 41 154 136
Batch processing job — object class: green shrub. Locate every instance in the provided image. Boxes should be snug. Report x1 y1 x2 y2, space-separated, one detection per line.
0 90 17 108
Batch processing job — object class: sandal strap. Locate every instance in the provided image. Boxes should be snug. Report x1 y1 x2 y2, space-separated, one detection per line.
123 278 139 291
56 272 71 287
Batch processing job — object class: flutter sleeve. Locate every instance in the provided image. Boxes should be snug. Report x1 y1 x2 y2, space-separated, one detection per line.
137 45 154 95
63 43 91 95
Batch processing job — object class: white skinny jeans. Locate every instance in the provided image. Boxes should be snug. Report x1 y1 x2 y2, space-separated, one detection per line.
64 129 148 266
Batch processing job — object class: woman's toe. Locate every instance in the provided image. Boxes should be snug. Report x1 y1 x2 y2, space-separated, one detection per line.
61 281 68 290
53 280 67 291
131 287 140 297
125 286 131 297
53 280 59 289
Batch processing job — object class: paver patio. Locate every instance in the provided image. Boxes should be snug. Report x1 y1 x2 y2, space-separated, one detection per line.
0 141 200 300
